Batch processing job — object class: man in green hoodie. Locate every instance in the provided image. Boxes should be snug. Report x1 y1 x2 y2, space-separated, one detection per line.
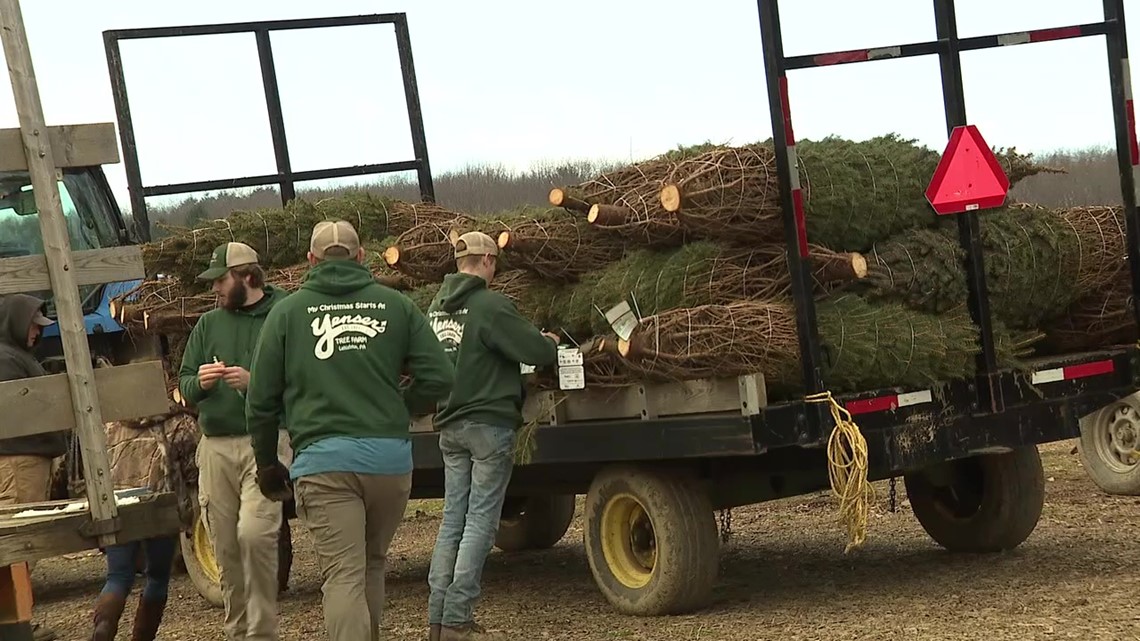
177 242 292 641
425 231 560 641
245 219 453 641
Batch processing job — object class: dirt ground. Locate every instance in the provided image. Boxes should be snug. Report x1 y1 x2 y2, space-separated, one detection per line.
26 439 1140 641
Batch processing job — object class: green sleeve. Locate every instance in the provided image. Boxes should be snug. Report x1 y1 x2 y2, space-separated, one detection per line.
401 298 455 414
178 319 212 405
245 307 288 468
483 300 558 367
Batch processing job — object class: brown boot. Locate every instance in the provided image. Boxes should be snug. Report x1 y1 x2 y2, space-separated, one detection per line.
129 596 167 641
91 591 128 641
440 622 507 641
430 623 441 641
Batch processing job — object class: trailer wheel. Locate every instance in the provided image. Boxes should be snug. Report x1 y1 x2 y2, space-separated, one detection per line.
495 494 576 552
1077 393 1140 495
904 446 1044 553
584 465 718 616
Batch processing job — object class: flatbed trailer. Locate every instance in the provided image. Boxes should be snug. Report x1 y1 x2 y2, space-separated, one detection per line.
403 0 1140 617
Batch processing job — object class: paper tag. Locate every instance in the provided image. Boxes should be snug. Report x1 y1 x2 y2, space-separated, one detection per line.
558 364 585 390
604 300 639 341
557 347 584 367
520 363 536 375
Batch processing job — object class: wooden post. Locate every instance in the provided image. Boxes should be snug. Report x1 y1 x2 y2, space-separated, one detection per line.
0 0 120 545
0 563 33 640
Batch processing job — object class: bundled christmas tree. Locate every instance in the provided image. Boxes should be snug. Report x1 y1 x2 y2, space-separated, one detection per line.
142 194 457 287
861 203 1128 328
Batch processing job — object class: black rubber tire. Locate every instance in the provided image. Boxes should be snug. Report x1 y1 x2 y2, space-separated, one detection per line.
181 489 224 609
1077 395 1140 496
904 446 1045 553
495 494 576 552
583 465 719 616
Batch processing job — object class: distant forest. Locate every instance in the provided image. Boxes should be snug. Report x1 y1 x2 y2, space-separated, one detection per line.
134 146 1128 240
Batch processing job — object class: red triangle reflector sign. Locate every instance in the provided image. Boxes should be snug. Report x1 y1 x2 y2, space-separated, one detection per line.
925 125 1010 215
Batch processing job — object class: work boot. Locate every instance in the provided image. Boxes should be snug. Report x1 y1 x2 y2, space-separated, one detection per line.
129 596 167 641
31 623 57 641
91 591 128 641
430 623 441 641
440 622 507 641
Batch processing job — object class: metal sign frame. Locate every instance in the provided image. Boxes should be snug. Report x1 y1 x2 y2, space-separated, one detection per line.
102 13 436 242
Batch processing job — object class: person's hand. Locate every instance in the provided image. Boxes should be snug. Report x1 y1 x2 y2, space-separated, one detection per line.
256 462 292 502
198 361 226 390
223 366 251 391
542 331 561 345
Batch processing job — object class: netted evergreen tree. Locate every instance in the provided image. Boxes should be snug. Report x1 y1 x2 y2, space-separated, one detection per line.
618 293 1041 396
861 204 1127 329
655 134 1059 252
142 194 457 286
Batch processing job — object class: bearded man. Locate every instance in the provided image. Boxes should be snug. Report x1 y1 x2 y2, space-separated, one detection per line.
178 242 292 641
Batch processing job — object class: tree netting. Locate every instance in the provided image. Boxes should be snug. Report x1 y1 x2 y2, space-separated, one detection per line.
861 203 1128 328
615 294 1041 395
516 241 867 338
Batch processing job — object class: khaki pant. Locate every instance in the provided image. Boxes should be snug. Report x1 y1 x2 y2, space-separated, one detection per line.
0 455 53 574
197 431 292 641
295 471 412 641
0 455 52 506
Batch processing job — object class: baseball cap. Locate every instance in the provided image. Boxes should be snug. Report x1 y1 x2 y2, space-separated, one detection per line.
196 242 260 281
310 220 361 259
30 304 53 327
453 231 499 259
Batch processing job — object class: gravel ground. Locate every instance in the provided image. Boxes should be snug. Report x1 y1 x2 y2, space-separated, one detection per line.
26 439 1140 641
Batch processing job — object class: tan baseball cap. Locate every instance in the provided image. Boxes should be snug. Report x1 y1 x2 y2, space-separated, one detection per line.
196 242 259 281
310 220 361 259
454 231 499 259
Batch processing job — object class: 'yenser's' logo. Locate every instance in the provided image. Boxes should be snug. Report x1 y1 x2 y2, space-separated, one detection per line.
311 312 387 360
430 316 465 352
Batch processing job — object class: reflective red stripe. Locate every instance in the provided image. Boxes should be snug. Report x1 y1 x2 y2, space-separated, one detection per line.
1028 26 1084 42
1063 359 1115 380
846 395 898 415
778 76 794 143
792 189 809 257
814 50 870 66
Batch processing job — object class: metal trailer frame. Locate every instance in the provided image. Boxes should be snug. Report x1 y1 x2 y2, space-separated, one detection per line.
757 0 1140 441
409 0 1140 496
101 13 435 243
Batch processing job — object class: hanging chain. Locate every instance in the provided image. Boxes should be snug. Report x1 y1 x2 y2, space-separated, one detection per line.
889 476 898 513
717 508 733 544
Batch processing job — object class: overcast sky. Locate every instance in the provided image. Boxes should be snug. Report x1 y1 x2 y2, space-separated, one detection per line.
0 0 1137 212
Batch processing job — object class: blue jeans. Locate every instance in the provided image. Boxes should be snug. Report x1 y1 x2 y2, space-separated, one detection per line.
427 421 516 627
101 536 178 601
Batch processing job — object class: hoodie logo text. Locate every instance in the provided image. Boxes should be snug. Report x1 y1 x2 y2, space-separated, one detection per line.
311 313 387 360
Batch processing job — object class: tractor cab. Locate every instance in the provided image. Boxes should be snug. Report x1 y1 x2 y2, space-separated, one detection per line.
0 166 146 372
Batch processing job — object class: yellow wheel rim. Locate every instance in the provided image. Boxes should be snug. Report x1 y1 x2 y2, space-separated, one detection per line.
599 493 657 589
193 514 221 585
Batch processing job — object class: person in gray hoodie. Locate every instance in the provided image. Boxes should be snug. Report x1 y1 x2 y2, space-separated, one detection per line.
0 293 68 641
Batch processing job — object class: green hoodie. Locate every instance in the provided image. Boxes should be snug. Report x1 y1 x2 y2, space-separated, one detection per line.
245 259 454 469
428 272 558 430
178 285 290 437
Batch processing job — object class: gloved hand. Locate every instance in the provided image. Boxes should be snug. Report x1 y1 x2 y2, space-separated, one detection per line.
256 462 293 502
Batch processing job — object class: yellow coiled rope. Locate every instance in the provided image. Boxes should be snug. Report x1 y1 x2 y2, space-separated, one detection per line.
806 390 874 553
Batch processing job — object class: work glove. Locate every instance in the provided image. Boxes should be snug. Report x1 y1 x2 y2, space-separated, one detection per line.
256 461 293 502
